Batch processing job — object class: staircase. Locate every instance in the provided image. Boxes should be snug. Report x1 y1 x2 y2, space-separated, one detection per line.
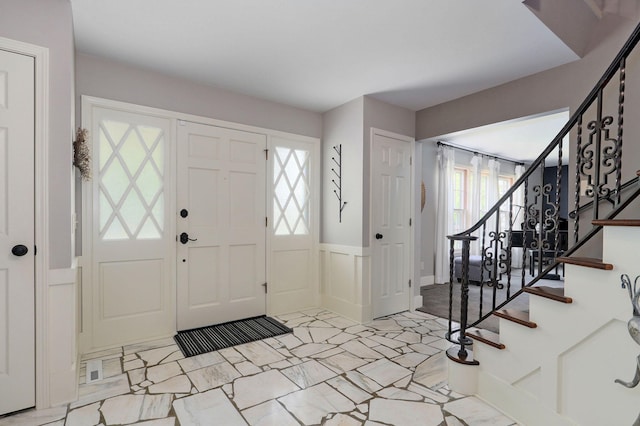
442 17 640 426
452 219 640 425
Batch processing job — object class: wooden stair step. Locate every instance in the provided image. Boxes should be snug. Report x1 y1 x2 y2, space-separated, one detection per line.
523 286 573 303
592 219 640 227
493 309 537 328
556 257 613 270
467 328 505 349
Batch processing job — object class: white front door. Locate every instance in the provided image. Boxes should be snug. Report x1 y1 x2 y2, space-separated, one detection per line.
177 122 266 331
0 49 35 415
371 130 412 318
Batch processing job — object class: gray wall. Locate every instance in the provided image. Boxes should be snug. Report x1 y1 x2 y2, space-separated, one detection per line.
416 15 639 148
320 96 415 248
321 98 364 246
75 53 322 138
0 0 75 269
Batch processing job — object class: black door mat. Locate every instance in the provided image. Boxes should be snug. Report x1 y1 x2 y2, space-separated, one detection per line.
174 315 292 357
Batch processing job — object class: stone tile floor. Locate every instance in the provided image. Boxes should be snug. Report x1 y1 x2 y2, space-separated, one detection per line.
0 309 517 425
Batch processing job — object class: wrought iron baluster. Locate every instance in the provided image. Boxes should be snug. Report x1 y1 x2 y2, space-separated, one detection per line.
554 139 563 260
616 56 625 206
522 177 528 287
479 223 487 319
507 195 513 298
574 115 582 244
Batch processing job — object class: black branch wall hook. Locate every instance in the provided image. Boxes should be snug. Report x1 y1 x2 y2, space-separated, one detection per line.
331 144 347 222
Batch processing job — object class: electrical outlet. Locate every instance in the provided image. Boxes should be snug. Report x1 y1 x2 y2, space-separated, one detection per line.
86 359 103 384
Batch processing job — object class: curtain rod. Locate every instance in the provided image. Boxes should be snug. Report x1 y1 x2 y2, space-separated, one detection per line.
436 141 525 166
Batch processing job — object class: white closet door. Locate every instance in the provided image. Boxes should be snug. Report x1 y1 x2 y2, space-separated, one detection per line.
371 131 412 318
0 49 35 415
177 122 266 331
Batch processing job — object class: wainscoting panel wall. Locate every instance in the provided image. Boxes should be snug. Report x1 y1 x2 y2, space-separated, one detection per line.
319 244 371 323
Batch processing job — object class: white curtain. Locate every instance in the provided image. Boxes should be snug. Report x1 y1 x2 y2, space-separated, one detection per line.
435 145 455 284
469 155 482 255
511 164 526 268
486 158 501 211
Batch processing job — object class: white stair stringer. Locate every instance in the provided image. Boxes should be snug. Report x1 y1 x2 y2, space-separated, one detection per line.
469 226 640 426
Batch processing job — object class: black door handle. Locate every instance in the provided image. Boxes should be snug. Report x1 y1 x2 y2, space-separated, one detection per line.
179 232 197 244
375 233 383 240
11 244 28 256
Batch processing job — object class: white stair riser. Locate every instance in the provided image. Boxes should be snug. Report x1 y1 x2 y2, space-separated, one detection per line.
471 225 640 426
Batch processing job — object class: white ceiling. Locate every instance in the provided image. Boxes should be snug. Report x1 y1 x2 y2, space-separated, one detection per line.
70 0 579 113
432 109 571 164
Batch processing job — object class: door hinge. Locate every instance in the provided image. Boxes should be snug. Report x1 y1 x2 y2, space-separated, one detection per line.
409 279 412 288
265 217 268 227
34 245 37 256
410 156 412 166
262 282 268 293
264 149 269 160
409 218 412 226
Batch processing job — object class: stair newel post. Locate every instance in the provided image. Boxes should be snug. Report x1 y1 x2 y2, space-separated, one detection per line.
447 238 455 337
447 234 478 361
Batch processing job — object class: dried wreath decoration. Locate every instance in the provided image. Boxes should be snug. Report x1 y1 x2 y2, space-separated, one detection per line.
73 127 92 181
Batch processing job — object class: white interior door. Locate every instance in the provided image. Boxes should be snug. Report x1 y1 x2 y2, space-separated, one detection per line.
177 122 266 331
87 106 174 349
371 130 412 318
0 49 35 415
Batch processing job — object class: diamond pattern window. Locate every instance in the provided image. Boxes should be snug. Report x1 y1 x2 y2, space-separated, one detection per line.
98 120 164 240
273 147 310 236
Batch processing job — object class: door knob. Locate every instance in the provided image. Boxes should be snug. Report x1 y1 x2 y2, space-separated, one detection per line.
375 233 383 240
11 244 28 256
179 232 198 244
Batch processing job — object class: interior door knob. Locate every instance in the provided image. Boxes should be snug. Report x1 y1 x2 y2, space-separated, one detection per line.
375 233 383 240
11 244 28 256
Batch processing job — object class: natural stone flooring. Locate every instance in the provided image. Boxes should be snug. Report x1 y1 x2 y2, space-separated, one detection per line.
0 309 517 425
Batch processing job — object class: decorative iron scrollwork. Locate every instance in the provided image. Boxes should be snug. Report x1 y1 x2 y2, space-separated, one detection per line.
482 231 507 289
580 115 621 201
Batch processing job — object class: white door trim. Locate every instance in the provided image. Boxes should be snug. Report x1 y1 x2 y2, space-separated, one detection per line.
0 37 50 409
369 128 415 315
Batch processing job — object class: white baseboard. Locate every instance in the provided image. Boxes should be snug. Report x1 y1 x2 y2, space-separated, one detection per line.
420 275 434 287
412 295 423 310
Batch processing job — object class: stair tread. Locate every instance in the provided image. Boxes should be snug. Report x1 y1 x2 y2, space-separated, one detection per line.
493 309 537 328
592 219 640 227
523 286 572 303
556 256 613 270
467 328 505 349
